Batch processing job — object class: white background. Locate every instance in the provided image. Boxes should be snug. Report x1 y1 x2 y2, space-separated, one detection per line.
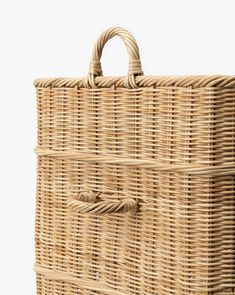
1 0 235 294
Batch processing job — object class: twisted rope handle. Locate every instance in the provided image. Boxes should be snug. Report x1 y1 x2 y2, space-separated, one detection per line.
88 27 143 88
68 190 138 214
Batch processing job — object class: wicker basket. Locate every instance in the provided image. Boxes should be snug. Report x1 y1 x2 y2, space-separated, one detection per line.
34 27 235 295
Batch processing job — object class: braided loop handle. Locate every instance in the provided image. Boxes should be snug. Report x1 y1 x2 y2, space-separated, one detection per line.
88 27 143 88
68 190 138 214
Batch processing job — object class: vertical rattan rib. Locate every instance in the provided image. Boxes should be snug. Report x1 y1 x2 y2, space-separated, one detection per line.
34 27 235 295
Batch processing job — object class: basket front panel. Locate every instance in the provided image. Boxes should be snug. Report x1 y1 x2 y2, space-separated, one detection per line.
35 86 235 295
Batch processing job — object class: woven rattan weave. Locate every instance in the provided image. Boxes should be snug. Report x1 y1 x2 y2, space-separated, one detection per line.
34 27 235 295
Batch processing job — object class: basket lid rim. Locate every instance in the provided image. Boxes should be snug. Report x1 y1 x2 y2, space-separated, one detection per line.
34 75 235 88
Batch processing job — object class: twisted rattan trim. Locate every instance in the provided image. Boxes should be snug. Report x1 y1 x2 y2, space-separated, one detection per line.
35 147 235 175
34 75 235 88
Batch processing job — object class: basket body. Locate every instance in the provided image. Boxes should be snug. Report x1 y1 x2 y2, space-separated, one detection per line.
35 78 235 295
34 27 235 295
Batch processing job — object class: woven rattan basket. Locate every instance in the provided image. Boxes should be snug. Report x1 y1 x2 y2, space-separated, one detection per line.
34 27 235 295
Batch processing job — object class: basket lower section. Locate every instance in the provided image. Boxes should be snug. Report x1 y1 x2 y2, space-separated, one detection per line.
35 158 235 295
35 267 235 295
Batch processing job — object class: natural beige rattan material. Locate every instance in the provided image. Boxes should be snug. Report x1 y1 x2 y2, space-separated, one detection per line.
34 27 235 295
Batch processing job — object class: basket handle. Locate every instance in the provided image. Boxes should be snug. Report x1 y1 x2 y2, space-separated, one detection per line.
68 191 138 214
88 27 143 88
